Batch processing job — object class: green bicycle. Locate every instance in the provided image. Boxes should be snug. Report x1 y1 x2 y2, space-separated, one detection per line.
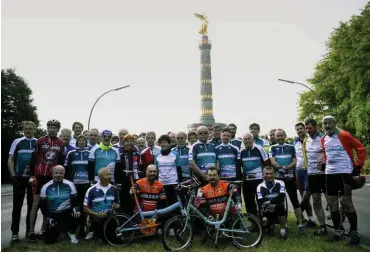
161 178 263 251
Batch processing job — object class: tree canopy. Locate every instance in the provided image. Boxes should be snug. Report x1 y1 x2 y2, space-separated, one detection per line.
1 69 45 182
298 2 370 145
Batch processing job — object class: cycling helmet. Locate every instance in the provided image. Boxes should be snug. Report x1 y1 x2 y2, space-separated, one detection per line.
46 119 61 129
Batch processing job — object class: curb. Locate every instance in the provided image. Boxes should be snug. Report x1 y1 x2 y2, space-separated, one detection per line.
1 193 13 197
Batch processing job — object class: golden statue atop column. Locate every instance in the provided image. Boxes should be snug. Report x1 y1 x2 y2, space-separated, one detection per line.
194 12 208 35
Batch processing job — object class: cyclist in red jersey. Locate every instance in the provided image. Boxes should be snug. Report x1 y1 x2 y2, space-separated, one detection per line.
131 164 166 212
28 119 65 242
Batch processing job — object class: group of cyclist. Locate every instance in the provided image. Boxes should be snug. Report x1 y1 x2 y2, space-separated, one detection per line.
7 116 366 246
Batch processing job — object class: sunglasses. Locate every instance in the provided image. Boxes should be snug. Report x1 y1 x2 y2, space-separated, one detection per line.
198 132 209 135
102 135 112 138
176 137 185 140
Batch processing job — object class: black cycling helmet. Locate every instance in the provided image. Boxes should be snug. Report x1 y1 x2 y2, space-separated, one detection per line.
47 119 61 129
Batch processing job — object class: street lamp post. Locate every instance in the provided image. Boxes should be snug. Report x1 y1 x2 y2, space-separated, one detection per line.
277 78 325 114
87 85 130 130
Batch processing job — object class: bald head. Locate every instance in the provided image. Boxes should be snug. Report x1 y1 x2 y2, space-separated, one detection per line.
241 132 254 148
52 165 65 182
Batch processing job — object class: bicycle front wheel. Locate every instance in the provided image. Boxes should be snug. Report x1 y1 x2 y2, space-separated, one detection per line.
161 215 193 252
103 213 135 246
231 213 263 249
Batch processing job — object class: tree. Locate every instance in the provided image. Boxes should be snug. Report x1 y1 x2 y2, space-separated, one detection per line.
298 2 370 145
1 69 41 183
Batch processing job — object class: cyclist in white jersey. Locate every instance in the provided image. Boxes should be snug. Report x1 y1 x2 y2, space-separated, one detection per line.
322 116 366 245
303 118 327 236
293 122 315 228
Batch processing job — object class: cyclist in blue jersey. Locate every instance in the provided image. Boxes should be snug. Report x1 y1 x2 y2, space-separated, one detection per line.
293 122 316 227
40 165 80 244
208 124 222 147
84 167 120 241
172 132 191 180
215 128 241 181
66 135 90 237
155 135 182 206
270 129 304 234
60 128 75 158
189 126 217 184
87 129 99 150
8 121 37 241
227 123 242 149
249 123 265 147
240 132 270 215
88 130 120 184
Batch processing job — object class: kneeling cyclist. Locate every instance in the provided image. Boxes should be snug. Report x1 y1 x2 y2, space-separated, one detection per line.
198 167 242 223
269 129 304 234
257 166 288 239
40 165 80 244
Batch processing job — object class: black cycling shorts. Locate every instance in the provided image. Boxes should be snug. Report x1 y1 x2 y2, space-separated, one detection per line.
308 174 326 194
326 173 353 196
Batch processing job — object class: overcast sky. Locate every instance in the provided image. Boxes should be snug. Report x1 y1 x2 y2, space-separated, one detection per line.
2 0 367 137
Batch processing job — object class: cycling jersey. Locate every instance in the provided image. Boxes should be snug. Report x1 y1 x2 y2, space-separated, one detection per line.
269 144 296 178
201 180 240 216
254 137 265 147
322 133 354 174
84 183 119 213
141 145 161 169
88 145 120 182
303 133 325 175
208 138 222 147
87 143 98 151
256 179 286 206
134 178 166 211
240 144 269 180
293 137 306 170
40 179 77 214
66 148 90 184
230 138 242 149
117 146 142 181
31 136 65 177
64 145 75 157
69 136 78 148
172 146 191 179
215 143 240 179
189 141 217 174
155 151 180 185
9 136 37 177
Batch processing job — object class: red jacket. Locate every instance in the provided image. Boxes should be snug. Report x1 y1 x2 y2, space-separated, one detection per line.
31 136 65 177
321 130 367 173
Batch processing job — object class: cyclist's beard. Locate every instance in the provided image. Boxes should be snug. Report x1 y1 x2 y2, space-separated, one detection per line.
148 174 157 182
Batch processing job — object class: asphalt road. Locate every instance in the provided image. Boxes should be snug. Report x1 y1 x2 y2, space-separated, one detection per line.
1 195 43 247
290 181 370 247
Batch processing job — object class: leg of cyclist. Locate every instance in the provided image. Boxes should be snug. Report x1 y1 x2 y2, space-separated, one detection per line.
285 178 304 233
242 179 262 216
296 169 315 227
326 174 345 242
340 176 360 245
308 174 327 235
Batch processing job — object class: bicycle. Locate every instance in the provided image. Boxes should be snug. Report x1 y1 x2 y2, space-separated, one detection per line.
161 178 263 251
102 170 185 246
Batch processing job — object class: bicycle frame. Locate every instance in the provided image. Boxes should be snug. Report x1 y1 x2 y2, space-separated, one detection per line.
117 174 184 234
181 184 249 243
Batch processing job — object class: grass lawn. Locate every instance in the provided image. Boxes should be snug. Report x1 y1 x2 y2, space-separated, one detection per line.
2 214 366 252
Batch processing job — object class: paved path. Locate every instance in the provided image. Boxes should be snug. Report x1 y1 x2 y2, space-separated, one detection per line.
289 177 370 247
1 194 42 247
